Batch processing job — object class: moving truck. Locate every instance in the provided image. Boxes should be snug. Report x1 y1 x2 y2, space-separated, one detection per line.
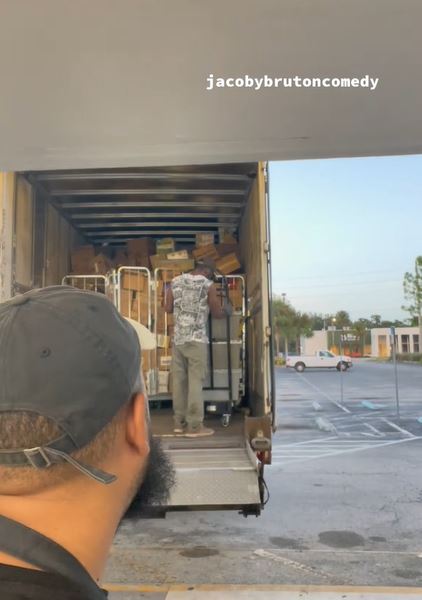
0 162 275 516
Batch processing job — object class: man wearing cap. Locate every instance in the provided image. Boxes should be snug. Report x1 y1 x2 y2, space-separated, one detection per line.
0 286 174 599
164 261 232 438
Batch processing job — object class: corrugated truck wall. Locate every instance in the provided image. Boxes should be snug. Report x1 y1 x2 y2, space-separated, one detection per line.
0 173 15 302
239 163 270 417
44 202 81 287
14 176 34 292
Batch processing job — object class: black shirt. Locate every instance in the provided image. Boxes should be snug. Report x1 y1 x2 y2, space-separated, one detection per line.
0 564 108 599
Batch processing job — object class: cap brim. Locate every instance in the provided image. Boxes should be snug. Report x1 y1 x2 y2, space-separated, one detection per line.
125 318 156 351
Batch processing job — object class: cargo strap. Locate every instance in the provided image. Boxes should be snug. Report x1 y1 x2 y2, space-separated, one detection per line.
0 515 106 598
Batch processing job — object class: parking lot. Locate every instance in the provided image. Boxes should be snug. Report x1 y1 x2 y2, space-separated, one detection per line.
107 360 422 597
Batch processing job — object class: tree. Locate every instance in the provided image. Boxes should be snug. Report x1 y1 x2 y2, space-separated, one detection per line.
272 296 313 356
335 310 351 329
403 256 422 352
370 314 382 327
307 313 325 330
350 319 369 356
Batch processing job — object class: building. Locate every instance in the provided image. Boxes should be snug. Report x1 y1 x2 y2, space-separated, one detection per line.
371 327 420 358
301 329 372 357
300 327 420 358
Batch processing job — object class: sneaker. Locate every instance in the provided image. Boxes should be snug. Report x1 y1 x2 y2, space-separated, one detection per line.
185 426 215 438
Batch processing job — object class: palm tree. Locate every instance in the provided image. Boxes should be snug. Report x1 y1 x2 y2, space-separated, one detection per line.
272 296 313 357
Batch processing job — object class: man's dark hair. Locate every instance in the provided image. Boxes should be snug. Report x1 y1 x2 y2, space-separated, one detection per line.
195 259 215 280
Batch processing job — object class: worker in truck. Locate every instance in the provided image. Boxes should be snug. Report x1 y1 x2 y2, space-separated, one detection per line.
164 260 232 438
0 287 174 600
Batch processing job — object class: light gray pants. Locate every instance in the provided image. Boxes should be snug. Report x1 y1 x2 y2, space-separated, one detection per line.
172 341 208 429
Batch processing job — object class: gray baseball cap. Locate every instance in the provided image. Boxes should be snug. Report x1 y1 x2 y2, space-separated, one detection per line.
0 286 145 484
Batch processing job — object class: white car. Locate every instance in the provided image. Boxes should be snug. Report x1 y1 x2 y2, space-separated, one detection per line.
286 350 353 372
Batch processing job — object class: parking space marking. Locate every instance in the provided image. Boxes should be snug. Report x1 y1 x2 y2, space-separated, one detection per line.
270 436 422 467
381 417 415 438
298 374 352 413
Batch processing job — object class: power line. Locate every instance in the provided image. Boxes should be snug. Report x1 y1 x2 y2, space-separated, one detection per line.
282 279 400 290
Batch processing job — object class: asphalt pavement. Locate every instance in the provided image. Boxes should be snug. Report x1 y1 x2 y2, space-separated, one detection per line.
106 360 422 597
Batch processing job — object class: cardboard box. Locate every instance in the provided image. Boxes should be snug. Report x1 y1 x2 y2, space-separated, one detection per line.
160 271 179 284
93 253 112 275
119 289 134 317
218 229 237 244
71 245 96 274
122 271 148 293
134 255 150 268
155 307 169 333
229 286 244 311
196 233 214 247
167 249 189 260
131 292 150 323
216 253 241 275
127 238 155 257
216 243 241 261
160 355 172 369
150 254 194 273
158 370 170 393
157 334 171 349
130 305 149 325
192 244 219 262
158 348 172 369
156 238 175 255
114 249 128 268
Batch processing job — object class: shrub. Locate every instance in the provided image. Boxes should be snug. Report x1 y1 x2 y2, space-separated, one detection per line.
396 353 422 362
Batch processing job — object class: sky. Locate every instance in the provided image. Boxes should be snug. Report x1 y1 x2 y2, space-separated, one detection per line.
269 155 422 322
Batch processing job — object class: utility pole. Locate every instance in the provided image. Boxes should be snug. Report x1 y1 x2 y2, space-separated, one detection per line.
339 331 344 405
390 326 400 421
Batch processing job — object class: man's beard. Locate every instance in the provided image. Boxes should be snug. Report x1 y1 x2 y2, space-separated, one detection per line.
122 435 175 520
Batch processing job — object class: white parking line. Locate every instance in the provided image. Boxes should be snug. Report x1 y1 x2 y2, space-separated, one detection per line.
364 422 384 436
299 374 351 413
381 417 415 438
270 436 422 467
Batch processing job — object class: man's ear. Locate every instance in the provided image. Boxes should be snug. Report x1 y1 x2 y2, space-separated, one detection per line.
125 393 150 458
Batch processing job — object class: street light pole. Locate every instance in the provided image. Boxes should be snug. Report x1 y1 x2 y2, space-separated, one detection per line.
339 330 344 405
391 327 400 421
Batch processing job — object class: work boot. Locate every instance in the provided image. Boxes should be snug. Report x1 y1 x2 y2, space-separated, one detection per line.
185 425 215 438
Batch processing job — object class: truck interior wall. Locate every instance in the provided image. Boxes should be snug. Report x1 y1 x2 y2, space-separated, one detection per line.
32 185 83 288
239 164 271 418
0 173 15 302
14 176 34 292
1 174 83 296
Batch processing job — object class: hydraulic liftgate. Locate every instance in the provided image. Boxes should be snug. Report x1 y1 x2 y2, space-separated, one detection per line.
63 267 263 514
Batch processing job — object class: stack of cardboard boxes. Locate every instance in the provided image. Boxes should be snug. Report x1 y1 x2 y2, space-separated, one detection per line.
70 245 112 277
70 234 245 396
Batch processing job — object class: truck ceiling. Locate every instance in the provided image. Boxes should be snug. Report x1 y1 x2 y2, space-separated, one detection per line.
26 164 257 245
1 0 422 171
